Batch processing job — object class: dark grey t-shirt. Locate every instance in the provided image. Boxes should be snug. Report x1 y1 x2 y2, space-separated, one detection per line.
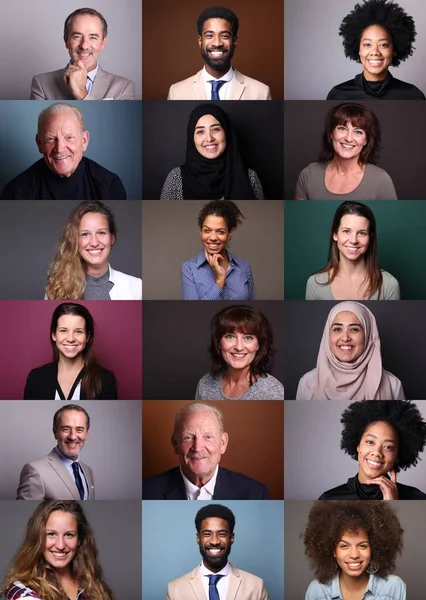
84 271 113 300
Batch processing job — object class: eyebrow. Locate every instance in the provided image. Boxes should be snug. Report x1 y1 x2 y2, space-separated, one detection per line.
201 528 229 534
362 37 390 41
194 122 221 130
72 30 100 37
365 433 396 443
203 29 232 35
331 322 362 327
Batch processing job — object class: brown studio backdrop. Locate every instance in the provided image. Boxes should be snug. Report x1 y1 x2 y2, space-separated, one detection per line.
142 399 284 499
142 0 284 100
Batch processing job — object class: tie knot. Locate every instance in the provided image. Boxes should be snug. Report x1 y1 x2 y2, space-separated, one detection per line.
72 462 79 473
208 574 223 586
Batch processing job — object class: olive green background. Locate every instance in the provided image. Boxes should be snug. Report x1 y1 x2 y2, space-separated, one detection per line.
284 201 426 300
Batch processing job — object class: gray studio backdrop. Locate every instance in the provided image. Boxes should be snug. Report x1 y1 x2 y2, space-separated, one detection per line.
285 0 426 99
0 501 141 600
0 201 142 300
284 400 426 500
141 201 284 300
285 500 426 598
0 401 141 500
0 101 142 200
0 0 142 99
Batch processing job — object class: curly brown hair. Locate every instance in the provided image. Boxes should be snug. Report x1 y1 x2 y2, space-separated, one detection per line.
303 501 404 583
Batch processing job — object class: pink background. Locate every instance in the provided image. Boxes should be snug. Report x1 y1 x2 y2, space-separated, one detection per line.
0 301 142 400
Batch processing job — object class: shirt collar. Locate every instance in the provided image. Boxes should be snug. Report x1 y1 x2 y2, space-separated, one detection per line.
195 249 238 268
180 464 219 498
330 573 375 598
86 63 99 83
54 445 79 466
201 66 234 83
200 561 231 577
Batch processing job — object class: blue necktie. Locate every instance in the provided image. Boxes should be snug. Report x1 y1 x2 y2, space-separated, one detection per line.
209 80 226 100
208 574 223 600
71 462 85 500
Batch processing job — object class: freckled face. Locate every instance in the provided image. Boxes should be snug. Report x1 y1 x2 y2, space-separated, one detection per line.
329 311 365 363
359 24 393 81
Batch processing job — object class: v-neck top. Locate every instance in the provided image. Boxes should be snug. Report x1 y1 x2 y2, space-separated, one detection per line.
55 367 85 401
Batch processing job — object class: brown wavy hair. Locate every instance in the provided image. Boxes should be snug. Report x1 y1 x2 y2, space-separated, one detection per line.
313 201 383 299
51 303 102 399
1 501 115 600
209 305 274 384
45 201 117 300
303 501 404 584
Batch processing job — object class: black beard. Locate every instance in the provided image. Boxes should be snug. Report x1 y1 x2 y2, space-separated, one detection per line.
199 544 232 571
201 46 234 72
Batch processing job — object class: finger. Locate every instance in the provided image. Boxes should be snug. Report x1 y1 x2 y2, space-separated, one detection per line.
77 60 86 70
390 470 397 484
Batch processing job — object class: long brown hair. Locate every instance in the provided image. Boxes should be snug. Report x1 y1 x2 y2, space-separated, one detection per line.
51 303 102 399
1 501 115 600
313 201 383 299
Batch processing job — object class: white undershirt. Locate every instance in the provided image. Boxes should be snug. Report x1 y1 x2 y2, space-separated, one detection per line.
200 561 231 600
201 66 234 100
181 465 219 500
54 381 81 401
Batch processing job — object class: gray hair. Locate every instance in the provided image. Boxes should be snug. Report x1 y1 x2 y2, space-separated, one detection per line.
53 404 91 432
172 402 225 440
38 103 85 135
64 8 108 40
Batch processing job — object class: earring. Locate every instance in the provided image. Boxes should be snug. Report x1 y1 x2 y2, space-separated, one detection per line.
367 560 379 574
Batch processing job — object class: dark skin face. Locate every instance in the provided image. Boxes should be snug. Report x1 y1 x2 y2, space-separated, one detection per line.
198 18 237 78
196 517 234 573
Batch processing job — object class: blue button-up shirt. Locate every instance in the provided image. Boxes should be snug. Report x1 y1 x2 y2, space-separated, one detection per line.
305 574 406 600
181 250 256 300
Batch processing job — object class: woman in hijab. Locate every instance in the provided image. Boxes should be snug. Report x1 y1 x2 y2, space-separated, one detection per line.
160 104 264 200
319 400 426 500
327 0 425 100
296 301 404 400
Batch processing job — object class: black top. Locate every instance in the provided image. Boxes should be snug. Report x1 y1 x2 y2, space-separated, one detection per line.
319 474 426 500
0 157 126 200
143 466 268 500
23 362 118 400
327 72 426 100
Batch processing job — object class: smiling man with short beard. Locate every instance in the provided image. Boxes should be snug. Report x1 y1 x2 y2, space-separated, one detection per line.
166 504 270 600
167 6 271 100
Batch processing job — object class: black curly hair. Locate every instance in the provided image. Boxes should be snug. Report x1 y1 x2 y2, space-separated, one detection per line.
341 400 426 472
198 200 244 231
197 6 239 38
195 504 236 533
339 0 417 67
304 500 404 583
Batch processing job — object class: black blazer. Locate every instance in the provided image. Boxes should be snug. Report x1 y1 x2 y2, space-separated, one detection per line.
23 362 118 400
142 466 268 500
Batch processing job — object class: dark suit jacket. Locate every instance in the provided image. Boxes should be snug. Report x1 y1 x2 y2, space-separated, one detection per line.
142 466 268 500
23 362 117 400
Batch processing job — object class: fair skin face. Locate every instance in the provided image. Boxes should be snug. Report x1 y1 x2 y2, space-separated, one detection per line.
172 409 228 487
357 421 399 499
78 212 115 277
200 215 231 288
331 123 367 163
329 311 365 363
54 409 89 460
64 14 107 99
359 25 393 82
198 18 237 78
334 529 370 594
194 114 227 159
52 315 88 365
36 110 89 178
43 511 79 576
333 215 370 264
197 517 234 573
220 331 260 397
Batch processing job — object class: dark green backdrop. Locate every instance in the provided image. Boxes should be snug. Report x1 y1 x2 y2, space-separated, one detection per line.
284 201 426 300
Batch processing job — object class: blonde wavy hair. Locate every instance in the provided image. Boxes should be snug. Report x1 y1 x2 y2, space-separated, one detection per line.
45 201 117 300
1 501 116 600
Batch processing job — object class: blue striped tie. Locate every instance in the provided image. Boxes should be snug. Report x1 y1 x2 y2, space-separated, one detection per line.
209 80 226 100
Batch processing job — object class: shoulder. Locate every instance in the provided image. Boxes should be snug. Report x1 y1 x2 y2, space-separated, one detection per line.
1 160 45 198
381 271 400 298
99 67 133 86
305 578 329 599
83 157 119 180
326 78 357 99
296 369 317 400
306 273 330 299
233 69 271 97
390 77 426 98
167 567 199 590
383 370 403 396
299 162 324 178
5 582 41 599
143 467 180 498
252 374 284 399
27 362 56 379
168 72 200 98
396 481 426 499
374 574 406 594
247 169 264 199
230 565 266 589
33 68 64 82
318 482 349 500
161 167 183 199
198 372 218 388
165 167 182 181
109 266 142 297
364 163 392 181
218 467 267 498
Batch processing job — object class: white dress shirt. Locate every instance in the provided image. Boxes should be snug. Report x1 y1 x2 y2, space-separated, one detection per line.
200 561 231 600
181 465 219 500
201 66 234 100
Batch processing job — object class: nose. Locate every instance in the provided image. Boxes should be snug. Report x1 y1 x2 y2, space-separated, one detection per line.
54 137 66 153
349 232 358 244
341 329 352 342
191 436 204 452
79 36 89 49
66 331 76 342
88 234 99 247
54 537 66 550
348 549 360 560
67 429 77 440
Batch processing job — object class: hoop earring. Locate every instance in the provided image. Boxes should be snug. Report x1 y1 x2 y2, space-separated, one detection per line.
367 560 379 574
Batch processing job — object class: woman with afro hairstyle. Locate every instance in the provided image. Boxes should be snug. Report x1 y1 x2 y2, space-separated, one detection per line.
327 0 425 100
181 200 256 300
319 400 426 500
304 501 406 599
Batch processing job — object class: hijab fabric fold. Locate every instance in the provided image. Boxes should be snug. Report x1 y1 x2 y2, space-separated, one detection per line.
181 103 254 200
314 301 393 400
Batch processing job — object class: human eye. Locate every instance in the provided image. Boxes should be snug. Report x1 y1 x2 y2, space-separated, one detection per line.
212 126 222 133
224 333 235 339
243 335 254 341
46 532 56 537
385 445 395 452
336 125 346 131
365 439 373 445
182 435 193 442
72 34 81 40
331 326 341 333
97 230 107 236
65 532 75 538
341 228 350 234
350 326 361 333
354 129 364 136
362 42 371 47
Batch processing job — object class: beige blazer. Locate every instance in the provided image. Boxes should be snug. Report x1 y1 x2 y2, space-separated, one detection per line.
30 66 134 100
166 564 269 600
16 448 95 500
167 69 271 100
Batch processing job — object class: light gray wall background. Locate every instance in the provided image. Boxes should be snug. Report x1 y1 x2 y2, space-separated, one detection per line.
0 501 141 600
142 500 284 600
141 201 284 300
0 101 142 200
284 0 426 99
0 201 142 300
285 400 426 500
0 401 142 500
285 500 426 598
0 0 142 99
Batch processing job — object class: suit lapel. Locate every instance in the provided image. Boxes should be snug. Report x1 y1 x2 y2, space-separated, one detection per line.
48 450 80 499
91 66 110 99
226 565 242 600
213 467 231 500
79 462 95 499
228 69 245 100
189 567 208 600
193 70 208 100
164 468 187 499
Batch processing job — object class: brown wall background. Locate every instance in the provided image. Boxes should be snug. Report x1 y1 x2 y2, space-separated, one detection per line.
142 0 284 100
142 400 284 499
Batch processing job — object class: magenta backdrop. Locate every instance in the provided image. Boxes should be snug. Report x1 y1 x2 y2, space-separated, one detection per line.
0 301 142 400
